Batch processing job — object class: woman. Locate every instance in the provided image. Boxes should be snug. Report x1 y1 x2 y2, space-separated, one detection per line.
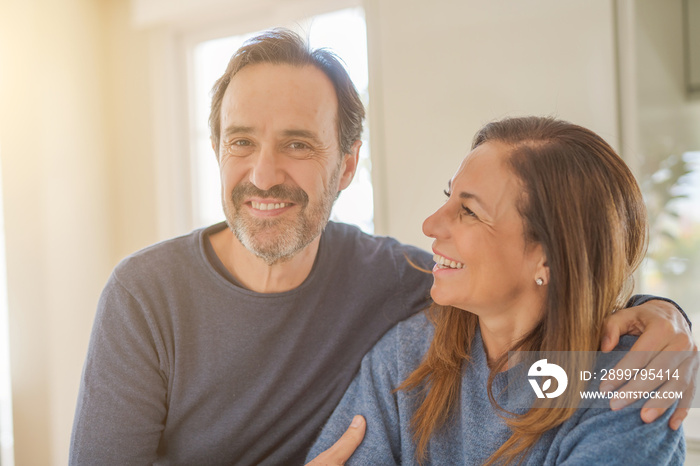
306 116 684 464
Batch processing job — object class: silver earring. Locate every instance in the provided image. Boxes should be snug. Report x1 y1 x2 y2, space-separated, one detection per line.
535 278 544 286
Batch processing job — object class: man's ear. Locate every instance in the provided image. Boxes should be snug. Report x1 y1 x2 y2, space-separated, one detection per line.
338 140 362 191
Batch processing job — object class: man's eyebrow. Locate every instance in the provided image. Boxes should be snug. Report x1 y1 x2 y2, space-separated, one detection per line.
223 127 322 143
282 129 322 142
222 125 254 138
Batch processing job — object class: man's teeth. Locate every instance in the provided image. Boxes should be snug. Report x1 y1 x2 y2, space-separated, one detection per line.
251 201 289 211
433 254 465 269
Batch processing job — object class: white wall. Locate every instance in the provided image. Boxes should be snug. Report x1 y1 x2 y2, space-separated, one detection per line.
104 0 159 261
366 0 620 250
0 0 157 463
0 0 112 463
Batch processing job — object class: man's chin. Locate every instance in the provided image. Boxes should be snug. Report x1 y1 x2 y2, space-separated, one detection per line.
244 225 291 243
231 215 287 236
242 237 301 265
232 225 297 259
227 207 330 263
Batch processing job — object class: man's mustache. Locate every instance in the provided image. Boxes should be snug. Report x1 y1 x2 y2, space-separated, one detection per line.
231 182 309 208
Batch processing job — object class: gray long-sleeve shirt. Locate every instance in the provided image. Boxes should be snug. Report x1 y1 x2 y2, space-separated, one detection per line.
70 221 434 465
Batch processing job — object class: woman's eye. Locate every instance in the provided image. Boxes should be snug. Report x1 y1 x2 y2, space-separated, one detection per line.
443 189 451 199
462 205 478 218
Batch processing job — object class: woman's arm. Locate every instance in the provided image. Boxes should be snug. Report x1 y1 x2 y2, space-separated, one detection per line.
305 344 403 464
305 317 425 465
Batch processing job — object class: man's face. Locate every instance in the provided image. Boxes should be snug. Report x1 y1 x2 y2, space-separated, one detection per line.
216 63 358 265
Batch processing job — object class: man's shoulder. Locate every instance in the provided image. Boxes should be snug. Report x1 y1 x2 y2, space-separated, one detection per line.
112 225 212 284
320 222 433 311
323 221 432 266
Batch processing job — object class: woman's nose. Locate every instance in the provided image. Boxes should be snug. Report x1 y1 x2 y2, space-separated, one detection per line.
422 205 447 239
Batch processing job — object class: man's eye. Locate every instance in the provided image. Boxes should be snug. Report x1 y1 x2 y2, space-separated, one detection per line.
223 139 254 157
289 142 309 150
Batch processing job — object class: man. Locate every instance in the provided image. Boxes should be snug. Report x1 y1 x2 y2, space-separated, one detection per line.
70 29 695 465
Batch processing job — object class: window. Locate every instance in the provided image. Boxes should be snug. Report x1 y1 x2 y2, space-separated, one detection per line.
638 150 700 437
188 7 374 233
640 150 700 329
628 0 700 440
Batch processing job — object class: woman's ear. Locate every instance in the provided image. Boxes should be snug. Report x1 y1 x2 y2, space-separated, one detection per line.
533 244 550 286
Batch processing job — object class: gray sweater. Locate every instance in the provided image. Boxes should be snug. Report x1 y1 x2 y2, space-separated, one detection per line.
308 311 685 465
70 222 433 465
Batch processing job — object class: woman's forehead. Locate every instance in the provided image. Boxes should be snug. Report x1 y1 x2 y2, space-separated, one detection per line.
452 141 511 184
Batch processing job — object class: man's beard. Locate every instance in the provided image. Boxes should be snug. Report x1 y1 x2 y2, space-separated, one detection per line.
224 166 341 266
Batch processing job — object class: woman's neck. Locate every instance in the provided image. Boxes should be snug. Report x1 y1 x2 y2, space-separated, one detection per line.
477 296 544 367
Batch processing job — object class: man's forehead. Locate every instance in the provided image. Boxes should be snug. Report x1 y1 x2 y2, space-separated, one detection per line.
223 64 336 109
219 63 339 138
226 63 334 96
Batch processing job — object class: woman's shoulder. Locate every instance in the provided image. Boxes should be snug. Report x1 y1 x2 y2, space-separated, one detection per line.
388 311 434 352
362 311 435 376
541 333 685 465
613 334 638 352
545 394 684 465
396 311 434 341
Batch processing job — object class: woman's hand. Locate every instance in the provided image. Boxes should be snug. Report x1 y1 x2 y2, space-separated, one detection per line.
600 299 698 430
305 416 366 465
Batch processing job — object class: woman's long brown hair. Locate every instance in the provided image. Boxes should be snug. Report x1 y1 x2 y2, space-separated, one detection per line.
399 117 648 464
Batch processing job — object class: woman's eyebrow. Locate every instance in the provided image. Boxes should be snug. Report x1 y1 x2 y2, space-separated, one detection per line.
447 180 485 205
459 192 482 203
448 180 491 214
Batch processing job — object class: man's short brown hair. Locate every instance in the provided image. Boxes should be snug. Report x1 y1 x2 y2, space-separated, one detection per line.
209 28 365 157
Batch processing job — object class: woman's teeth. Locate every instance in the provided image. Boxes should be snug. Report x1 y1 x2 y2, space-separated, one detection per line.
433 254 465 269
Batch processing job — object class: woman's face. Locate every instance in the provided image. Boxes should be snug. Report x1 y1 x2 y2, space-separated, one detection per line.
422 141 546 316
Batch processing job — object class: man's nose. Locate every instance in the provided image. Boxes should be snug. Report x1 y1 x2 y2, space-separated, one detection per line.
250 148 285 191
